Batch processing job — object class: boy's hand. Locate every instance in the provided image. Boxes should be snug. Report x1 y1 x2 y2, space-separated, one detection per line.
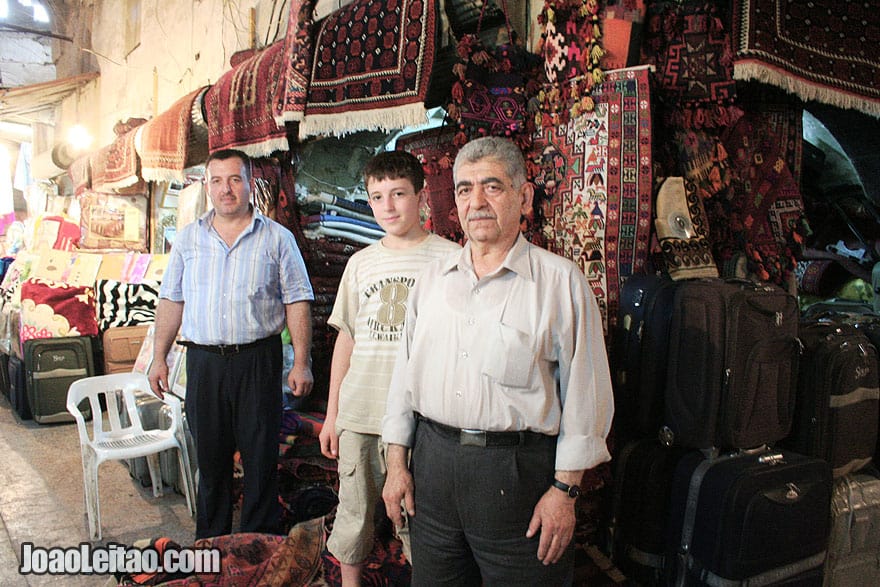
318 419 338 459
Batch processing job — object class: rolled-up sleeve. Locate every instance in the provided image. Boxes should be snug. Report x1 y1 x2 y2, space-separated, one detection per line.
159 231 187 302
554 271 614 471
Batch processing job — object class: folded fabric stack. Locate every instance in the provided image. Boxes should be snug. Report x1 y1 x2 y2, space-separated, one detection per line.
300 193 383 248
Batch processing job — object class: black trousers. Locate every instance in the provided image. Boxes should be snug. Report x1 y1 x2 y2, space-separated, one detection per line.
409 419 574 587
185 339 283 539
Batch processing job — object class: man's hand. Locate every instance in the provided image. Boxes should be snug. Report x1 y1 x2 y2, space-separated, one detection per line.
382 444 415 530
287 364 314 397
525 487 576 565
318 416 338 459
147 359 169 399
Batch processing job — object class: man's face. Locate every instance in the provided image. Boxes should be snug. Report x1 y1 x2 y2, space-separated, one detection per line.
206 156 252 219
454 157 532 247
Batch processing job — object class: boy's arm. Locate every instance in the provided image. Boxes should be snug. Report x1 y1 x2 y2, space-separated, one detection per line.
319 329 354 459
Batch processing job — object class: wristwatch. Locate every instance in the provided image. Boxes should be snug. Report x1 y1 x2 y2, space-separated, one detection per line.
552 479 581 498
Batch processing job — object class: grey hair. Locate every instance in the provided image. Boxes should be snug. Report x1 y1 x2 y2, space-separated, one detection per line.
453 136 527 188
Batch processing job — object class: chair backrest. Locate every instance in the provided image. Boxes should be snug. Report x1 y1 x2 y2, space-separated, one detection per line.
67 372 157 445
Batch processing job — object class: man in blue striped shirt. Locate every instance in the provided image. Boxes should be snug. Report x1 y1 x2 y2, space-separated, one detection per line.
149 149 314 538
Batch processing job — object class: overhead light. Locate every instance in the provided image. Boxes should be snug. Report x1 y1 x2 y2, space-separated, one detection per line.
67 124 93 151
33 1 48 22
0 1 8 19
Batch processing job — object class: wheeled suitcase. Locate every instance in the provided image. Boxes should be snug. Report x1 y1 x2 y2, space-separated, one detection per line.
102 324 151 374
784 319 879 477
0 352 9 399
613 273 679 438
663 278 800 449
607 438 690 585
8 354 31 420
823 469 880 586
667 448 832 586
158 401 198 496
23 337 94 424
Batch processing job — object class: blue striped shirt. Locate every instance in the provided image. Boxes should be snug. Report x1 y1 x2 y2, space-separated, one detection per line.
160 209 314 345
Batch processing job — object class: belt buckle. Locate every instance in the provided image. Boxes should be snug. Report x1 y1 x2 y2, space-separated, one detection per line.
217 344 240 356
460 429 487 447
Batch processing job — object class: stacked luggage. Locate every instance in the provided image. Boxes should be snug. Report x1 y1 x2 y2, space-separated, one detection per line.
607 273 880 586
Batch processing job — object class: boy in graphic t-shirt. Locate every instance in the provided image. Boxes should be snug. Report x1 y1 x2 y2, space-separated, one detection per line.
320 150 460 585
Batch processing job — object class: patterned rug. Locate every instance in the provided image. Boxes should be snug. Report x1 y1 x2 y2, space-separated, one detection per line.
274 0 315 125
396 125 463 243
103 127 144 191
136 86 208 182
206 41 289 157
530 66 653 334
298 0 436 139
733 0 880 116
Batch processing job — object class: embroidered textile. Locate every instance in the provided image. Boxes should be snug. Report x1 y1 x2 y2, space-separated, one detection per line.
733 0 880 117
644 1 738 129
298 0 436 139
136 86 208 182
19 278 99 343
100 127 144 191
530 67 653 333
274 0 315 125
712 109 809 285
536 0 605 129
397 125 463 242
206 41 289 157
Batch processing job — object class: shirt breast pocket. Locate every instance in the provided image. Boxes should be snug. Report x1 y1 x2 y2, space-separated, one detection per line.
484 322 535 388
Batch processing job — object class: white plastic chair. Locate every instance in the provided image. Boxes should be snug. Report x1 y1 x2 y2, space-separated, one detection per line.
66 372 196 541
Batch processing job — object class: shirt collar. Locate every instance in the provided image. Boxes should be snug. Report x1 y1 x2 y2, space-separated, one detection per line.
197 206 264 230
442 233 534 281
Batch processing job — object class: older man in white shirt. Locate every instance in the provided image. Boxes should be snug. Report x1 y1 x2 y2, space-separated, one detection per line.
382 136 614 586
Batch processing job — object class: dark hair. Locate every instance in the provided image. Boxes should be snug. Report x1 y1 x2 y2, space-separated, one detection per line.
206 149 252 180
363 150 425 192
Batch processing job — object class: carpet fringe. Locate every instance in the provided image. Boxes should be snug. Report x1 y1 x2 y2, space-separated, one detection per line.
298 103 429 140
734 62 880 118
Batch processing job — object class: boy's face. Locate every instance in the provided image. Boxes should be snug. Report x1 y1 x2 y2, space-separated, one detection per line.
366 176 425 239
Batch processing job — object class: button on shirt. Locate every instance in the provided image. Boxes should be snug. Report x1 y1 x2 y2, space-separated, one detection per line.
382 235 614 471
160 209 314 345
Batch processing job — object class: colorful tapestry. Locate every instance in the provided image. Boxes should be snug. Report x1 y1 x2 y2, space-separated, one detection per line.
733 0 880 117
530 66 653 334
136 86 209 182
206 41 289 158
715 109 810 286
536 0 605 130
643 1 738 129
397 125 463 242
19 278 99 343
299 0 436 139
101 127 144 191
274 0 315 125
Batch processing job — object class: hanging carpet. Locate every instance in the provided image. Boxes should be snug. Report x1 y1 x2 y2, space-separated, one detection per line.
136 86 209 182
732 0 880 117
205 41 289 157
298 0 436 139
530 66 653 335
274 0 316 125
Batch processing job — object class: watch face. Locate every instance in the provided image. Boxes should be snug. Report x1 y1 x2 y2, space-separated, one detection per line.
568 485 581 498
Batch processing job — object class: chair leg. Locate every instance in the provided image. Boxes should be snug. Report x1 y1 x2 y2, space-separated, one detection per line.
146 453 163 498
177 445 196 518
81 451 101 541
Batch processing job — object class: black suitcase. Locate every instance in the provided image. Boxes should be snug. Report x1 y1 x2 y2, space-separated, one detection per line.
0 352 9 399
607 438 690 585
24 337 94 424
8 354 31 420
784 319 879 477
823 469 880 585
613 273 678 438
667 448 831 586
663 278 800 449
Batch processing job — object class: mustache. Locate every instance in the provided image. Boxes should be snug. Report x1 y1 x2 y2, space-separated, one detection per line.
467 212 496 222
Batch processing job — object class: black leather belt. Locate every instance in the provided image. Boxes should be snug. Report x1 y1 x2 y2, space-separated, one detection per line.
179 334 279 356
417 414 551 447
